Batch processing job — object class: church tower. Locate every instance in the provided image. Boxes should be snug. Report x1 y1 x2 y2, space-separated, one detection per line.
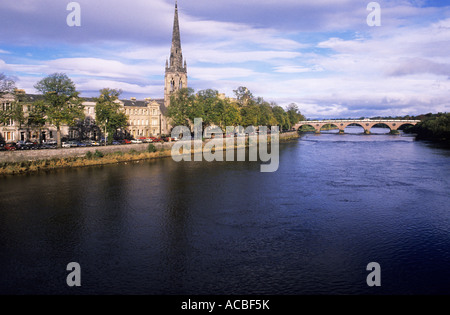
164 1 187 106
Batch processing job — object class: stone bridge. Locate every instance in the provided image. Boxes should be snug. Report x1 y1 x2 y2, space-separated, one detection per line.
293 119 421 134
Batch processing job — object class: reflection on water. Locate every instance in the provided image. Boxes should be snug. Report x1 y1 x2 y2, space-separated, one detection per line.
0 128 449 294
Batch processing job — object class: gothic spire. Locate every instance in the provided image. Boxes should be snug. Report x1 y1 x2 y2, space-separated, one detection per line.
168 0 185 72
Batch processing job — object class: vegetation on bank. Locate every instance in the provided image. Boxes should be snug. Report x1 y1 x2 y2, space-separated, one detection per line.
0 144 172 176
404 113 450 145
167 86 305 132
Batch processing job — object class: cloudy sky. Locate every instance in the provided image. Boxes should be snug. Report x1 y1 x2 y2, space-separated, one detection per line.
0 0 449 118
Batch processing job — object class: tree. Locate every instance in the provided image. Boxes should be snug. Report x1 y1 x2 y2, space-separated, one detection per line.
167 87 196 129
34 73 85 148
214 98 241 131
272 106 290 131
0 86 26 129
0 73 16 125
256 101 277 127
94 88 128 144
195 89 220 128
286 103 305 126
408 112 450 144
27 100 47 143
240 103 259 127
233 86 254 107
0 73 16 97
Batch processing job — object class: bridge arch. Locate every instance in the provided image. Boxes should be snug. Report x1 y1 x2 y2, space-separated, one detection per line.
297 124 318 133
345 122 367 133
293 120 420 134
369 123 391 133
320 123 340 133
396 122 415 130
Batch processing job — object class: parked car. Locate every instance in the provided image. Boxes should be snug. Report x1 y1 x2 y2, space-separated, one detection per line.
5 143 17 151
112 140 121 145
122 139 132 144
0 143 6 151
16 141 30 150
75 141 87 147
153 137 164 143
89 140 100 146
40 143 57 149
131 139 143 144
62 141 78 148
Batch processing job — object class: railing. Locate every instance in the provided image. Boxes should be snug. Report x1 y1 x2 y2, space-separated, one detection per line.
297 120 421 124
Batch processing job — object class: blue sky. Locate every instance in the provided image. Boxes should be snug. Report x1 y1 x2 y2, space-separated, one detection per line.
0 0 449 119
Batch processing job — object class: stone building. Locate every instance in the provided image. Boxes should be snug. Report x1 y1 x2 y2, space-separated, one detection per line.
0 1 186 143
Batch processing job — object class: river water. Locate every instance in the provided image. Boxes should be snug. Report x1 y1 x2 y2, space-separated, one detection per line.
1 127 449 295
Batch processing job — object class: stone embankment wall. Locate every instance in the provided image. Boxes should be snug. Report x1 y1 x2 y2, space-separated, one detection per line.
0 143 174 163
0 131 299 163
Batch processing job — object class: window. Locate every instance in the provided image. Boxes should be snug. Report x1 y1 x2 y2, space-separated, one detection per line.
2 103 11 111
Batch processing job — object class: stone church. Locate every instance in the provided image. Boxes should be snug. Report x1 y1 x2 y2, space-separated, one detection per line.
0 1 187 143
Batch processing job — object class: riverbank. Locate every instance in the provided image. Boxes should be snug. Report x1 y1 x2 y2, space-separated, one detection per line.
0 131 299 175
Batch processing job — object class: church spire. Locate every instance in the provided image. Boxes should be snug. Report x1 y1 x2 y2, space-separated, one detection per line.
168 0 185 73
164 1 188 107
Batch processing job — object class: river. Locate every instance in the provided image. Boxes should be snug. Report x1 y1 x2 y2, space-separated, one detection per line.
1 127 449 294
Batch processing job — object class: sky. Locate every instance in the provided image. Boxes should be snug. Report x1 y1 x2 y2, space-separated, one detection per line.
0 0 449 119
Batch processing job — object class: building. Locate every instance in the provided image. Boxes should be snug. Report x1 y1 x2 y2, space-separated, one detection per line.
0 1 186 143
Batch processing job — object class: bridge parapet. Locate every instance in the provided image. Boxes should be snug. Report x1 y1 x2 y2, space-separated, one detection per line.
294 119 421 134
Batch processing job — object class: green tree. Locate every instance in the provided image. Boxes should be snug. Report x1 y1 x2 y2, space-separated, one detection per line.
167 87 196 129
94 88 128 144
195 89 220 128
272 105 290 131
408 112 450 144
256 101 277 127
215 98 241 131
240 103 259 127
233 86 254 107
286 103 305 126
34 73 85 148
27 100 47 143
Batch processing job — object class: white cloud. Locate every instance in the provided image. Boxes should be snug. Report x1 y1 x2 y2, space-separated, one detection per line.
273 65 323 73
1 0 449 118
